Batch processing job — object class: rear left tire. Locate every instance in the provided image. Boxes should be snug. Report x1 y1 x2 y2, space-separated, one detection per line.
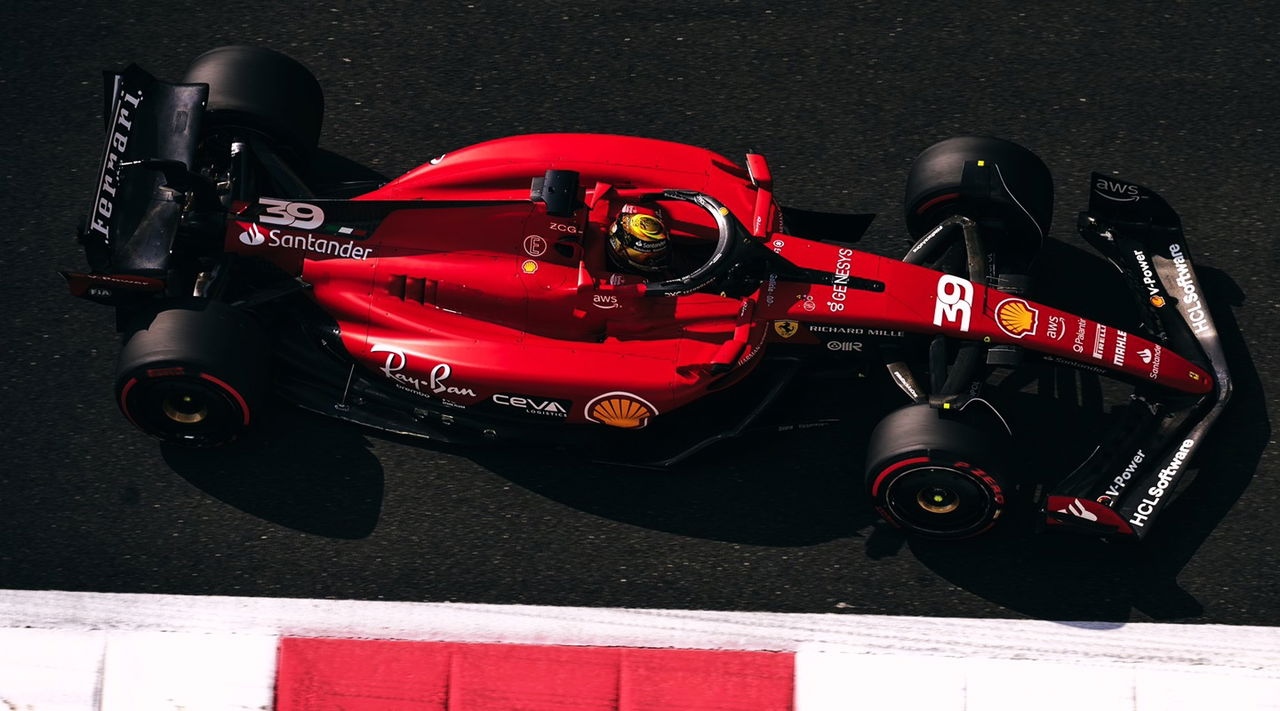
115 300 268 447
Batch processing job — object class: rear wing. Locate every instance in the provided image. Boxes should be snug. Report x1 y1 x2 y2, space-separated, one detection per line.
1043 174 1232 539
81 64 208 274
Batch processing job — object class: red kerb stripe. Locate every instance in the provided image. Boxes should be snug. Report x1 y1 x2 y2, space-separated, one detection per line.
276 639 794 711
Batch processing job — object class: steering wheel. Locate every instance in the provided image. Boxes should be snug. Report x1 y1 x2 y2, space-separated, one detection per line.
641 190 744 296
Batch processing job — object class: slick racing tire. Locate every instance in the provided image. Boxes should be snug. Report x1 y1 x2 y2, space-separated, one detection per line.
183 45 324 160
865 404 1011 539
115 300 268 447
903 136 1053 253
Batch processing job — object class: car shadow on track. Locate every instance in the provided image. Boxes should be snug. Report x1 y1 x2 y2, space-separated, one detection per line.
161 405 385 539
878 242 1268 622
466 375 891 547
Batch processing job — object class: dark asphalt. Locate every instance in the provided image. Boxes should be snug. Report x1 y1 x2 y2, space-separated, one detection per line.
1 2 1276 624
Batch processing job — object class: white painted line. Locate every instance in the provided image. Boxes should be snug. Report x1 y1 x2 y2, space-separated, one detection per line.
795 646 1280 711
0 628 104 710
1135 666 1280 711
795 650 968 710
2 590 1277 673
100 631 277 711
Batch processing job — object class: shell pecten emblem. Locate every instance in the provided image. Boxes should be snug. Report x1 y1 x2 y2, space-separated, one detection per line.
585 391 659 429
994 298 1038 338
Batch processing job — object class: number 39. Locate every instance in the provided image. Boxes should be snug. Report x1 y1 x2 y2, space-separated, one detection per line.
258 197 325 230
933 274 973 332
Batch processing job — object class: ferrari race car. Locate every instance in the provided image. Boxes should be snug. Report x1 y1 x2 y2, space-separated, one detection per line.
64 47 1231 541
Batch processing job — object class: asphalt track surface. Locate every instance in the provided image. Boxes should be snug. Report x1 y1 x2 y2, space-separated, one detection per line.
1 2 1276 625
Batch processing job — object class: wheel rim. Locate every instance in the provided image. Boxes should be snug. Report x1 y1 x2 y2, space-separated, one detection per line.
121 374 245 446
162 390 210 424
880 464 999 538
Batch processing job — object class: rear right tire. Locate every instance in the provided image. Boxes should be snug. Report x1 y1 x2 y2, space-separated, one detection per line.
182 45 324 161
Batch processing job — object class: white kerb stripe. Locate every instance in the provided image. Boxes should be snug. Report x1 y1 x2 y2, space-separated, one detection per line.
0 628 105 710
795 646 1280 711
100 631 277 711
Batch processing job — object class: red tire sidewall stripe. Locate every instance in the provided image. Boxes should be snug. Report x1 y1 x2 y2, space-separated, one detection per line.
915 192 961 215
869 456 931 497
198 372 251 426
118 377 141 427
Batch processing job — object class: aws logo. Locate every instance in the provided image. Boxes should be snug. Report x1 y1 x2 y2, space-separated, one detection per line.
1094 177 1141 202
995 298 1038 338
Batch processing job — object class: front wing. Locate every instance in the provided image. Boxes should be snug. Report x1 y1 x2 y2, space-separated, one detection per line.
1042 174 1232 539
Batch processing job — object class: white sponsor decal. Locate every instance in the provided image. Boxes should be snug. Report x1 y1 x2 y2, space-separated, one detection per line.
1072 318 1087 354
592 294 620 310
523 235 548 257
1168 244 1209 334
1129 438 1195 527
89 89 144 238
1132 249 1160 299
1091 324 1107 360
492 393 568 417
548 222 579 234
370 344 477 399
241 226 372 260
1056 499 1099 522
1046 315 1066 341
825 341 863 352
257 197 325 230
826 248 854 312
1094 177 1141 202
810 325 904 337
239 224 266 246
1113 330 1127 367
932 274 974 332
1102 449 1146 501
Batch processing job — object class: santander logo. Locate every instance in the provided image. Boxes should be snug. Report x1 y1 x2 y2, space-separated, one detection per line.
239 225 266 246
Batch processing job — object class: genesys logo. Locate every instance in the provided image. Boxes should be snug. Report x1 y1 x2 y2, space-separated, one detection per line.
491 392 570 418
369 344 477 400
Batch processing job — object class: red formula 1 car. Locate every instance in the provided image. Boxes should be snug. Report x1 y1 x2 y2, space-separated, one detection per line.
65 47 1231 541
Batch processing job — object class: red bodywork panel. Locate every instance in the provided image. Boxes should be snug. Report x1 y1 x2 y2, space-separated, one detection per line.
223 134 1211 429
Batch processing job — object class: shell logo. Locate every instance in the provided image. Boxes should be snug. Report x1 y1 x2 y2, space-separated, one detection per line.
995 298 1038 338
585 391 658 429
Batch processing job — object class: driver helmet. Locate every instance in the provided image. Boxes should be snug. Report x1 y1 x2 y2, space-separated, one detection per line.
607 204 671 274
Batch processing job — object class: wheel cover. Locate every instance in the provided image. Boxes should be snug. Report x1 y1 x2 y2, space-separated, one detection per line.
876 461 1003 538
120 371 248 446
